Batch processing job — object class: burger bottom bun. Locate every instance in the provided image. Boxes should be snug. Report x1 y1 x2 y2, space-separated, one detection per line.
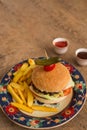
19 89 73 117
34 88 73 104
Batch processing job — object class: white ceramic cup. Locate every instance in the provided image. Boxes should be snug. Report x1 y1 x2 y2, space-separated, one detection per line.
75 48 87 66
52 38 69 54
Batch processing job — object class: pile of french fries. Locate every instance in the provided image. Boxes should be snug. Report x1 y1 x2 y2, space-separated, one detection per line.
7 59 58 113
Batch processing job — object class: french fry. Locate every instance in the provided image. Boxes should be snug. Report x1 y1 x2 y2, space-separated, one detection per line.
32 105 58 112
23 82 29 99
23 82 34 107
23 81 29 90
23 65 36 76
18 81 23 85
28 59 35 66
13 88 18 94
23 89 28 100
11 102 33 113
17 90 26 104
25 70 32 79
26 76 32 85
19 75 26 82
20 63 28 71
13 71 23 83
13 63 28 76
19 71 32 82
13 69 20 76
27 88 34 107
10 82 24 91
13 60 36 83
7 85 23 104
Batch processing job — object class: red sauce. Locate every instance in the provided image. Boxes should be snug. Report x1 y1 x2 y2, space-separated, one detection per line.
55 41 67 48
77 52 87 59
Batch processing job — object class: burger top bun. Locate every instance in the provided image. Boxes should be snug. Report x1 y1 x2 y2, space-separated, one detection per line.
32 63 71 92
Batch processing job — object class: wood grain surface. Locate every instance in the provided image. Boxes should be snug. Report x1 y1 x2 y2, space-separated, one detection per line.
0 0 87 130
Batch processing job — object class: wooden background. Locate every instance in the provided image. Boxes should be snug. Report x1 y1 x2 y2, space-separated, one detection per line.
0 0 87 130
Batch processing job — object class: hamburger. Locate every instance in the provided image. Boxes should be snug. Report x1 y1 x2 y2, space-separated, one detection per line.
30 62 74 104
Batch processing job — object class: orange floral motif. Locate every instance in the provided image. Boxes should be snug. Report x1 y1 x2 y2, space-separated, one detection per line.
7 72 12 77
19 117 25 121
77 100 83 105
74 75 80 79
0 86 7 93
54 119 60 123
2 97 7 101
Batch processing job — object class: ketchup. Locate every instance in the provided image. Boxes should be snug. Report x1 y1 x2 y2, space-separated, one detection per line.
77 52 87 59
55 41 67 48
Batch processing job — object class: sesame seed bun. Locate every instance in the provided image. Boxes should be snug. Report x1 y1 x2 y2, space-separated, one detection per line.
32 63 71 92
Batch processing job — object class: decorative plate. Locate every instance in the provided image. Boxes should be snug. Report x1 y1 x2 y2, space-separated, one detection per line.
0 59 86 129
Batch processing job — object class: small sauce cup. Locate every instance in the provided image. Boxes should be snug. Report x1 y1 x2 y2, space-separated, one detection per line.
52 38 69 54
75 48 87 66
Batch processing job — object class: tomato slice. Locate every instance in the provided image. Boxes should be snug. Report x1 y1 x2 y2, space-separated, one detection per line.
44 64 55 71
63 87 72 96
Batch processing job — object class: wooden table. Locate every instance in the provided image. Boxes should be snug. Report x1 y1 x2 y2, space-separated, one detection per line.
0 0 87 130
